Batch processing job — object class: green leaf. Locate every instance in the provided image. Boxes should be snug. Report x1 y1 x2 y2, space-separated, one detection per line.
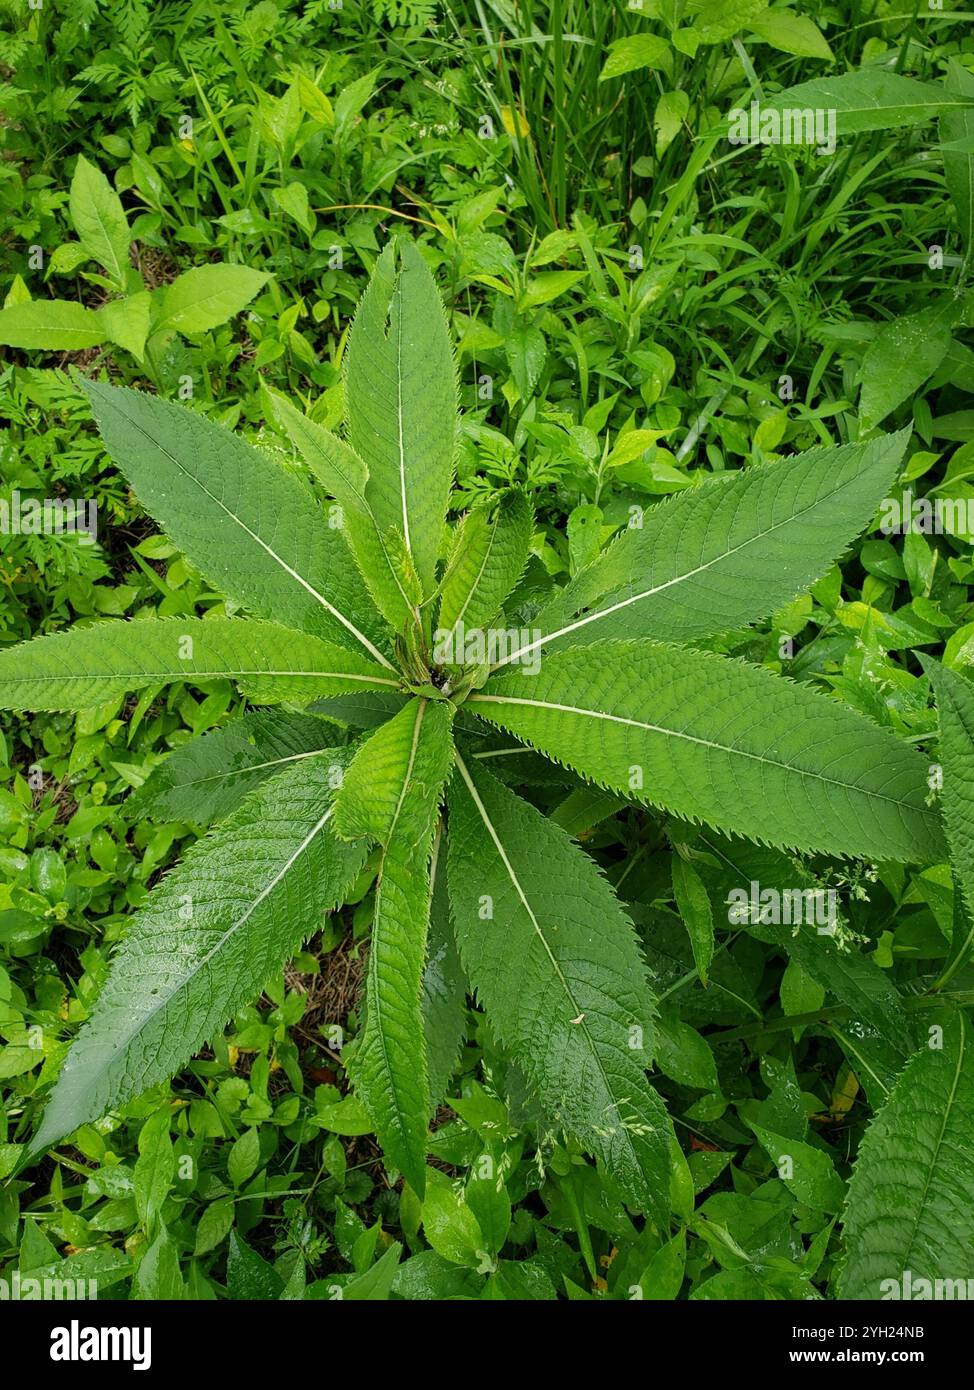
228 1128 261 1187
155 263 269 335
747 1123 845 1212
655 91 689 155
0 300 106 350
684 0 769 44
341 1242 403 1300
599 34 672 82
765 70 966 136
334 698 454 846
436 491 533 651
269 390 420 633
858 301 957 430
838 1015 974 1298
506 323 546 399
128 711 341 825
96 292 151 360
0 616 399 712
83 381 392 665
69 155 131 289
193 1198 234 1256
448 756 672 1222
132 1228 183 1300
924 660 974 933
940 59 974 261
421 1168 485 1268
133 1109 174 1234
226 1231 284 1300
746 9 833 60
28 759 367 1158
671 854 714 985
345 239 457 596
423 836 468 1115
525 432 909 655
470 639 945 863
342 700 455 1196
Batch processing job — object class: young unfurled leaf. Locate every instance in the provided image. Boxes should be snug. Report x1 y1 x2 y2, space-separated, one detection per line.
268 390 420 633
340 699 455 1196
437 491 533 649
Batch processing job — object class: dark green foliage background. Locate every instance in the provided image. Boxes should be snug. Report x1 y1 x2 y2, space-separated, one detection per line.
1 0 973 1300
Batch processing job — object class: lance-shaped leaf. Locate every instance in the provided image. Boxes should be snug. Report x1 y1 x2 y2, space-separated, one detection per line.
82 380 392 668
27 759 368 1159
0 617 400 711
69 155 131 290
448 755 672 1223
344 239 457 596
941 58 974 263
470 639 945 863
923 659 974 926
422 833 468 1115
127 711 343 825
837 1014 974 1298
762 69 967 136
269 390 421 634
436 491 534 650
338 699 455 1195
500 432 909 668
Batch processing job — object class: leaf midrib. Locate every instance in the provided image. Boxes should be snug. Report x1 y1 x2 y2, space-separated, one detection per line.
493 450 888 670
470 691 938 823
454 752 652 1177
93 388 395 670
